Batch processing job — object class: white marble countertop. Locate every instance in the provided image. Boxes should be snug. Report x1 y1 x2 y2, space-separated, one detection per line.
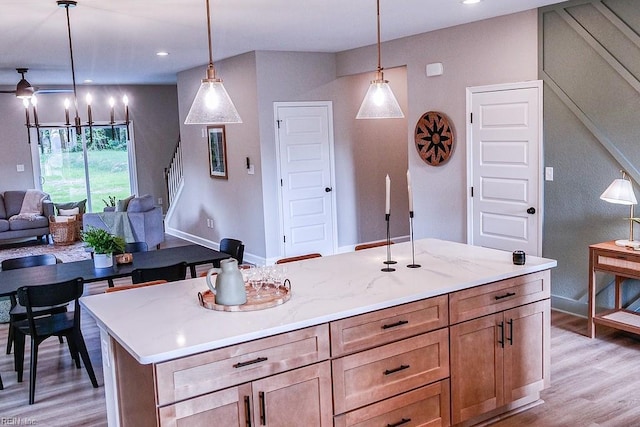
80 239 557 364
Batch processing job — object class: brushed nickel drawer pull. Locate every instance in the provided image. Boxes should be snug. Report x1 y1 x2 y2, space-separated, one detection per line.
495 292 516 300
381 320 409 329
384 364 410 375
234 357 268 368
387 418 412 427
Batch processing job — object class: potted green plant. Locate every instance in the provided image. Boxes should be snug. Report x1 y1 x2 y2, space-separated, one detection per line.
81 227 125 269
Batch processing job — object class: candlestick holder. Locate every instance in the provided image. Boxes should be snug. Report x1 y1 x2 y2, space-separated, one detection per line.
407 211 421 268
382 213 396 272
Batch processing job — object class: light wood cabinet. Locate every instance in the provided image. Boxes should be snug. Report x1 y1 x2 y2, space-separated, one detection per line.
450 299 550 425
159 362 333 427
110 270 552 427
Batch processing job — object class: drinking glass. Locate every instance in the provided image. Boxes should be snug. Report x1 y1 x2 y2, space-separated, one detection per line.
249 265 264 299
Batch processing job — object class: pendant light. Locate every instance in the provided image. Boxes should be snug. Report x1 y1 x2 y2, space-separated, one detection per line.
185 0 242 124
356 0 404 119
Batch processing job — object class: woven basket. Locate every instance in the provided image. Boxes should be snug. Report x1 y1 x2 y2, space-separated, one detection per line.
49 216 76 246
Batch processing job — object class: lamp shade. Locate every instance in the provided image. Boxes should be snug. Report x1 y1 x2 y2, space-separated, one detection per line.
600 178 637 205
184 79 242 125
356 80 404 119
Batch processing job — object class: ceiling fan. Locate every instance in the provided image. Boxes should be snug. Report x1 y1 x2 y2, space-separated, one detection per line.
0 68 72 97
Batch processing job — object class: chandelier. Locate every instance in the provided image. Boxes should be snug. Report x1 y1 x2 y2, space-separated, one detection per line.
21 0 130 144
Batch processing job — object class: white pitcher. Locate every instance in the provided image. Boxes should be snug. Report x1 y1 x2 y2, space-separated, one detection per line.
206 258 247 305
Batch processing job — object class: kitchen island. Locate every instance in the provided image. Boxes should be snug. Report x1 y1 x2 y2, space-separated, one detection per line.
81 239 557 426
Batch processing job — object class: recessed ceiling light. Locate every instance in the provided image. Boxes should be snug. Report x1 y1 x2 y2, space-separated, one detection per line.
83 79 93 83
462 0 482 4
156 51 169 57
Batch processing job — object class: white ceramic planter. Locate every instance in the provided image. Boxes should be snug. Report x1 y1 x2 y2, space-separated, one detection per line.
94 253 113 269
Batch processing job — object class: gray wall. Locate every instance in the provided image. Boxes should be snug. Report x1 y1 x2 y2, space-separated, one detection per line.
336 9 539 244
170 51 409 262
0 85 179 211
170 10 538 263
541 0 640 314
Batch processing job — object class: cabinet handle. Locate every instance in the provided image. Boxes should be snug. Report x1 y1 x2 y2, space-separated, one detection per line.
244 396 252 427
507 318 513 346
381 320 409 329
234 357 268 368
387 418 412 427
498 321 504 348
384 364 410 375
495 292 516 300
259 391 266 425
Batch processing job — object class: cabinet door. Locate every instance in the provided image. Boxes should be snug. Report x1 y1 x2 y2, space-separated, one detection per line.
158 383 251 427
450 313 504 425
503 299 550 403
251 361 333 426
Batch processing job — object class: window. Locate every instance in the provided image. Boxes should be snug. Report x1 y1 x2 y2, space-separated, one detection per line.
31 124 138 212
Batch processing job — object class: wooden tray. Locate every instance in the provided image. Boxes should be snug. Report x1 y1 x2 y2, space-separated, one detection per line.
198 279 291 312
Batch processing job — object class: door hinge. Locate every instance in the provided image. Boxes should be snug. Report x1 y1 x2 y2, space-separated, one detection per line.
280 179 283 187
283 235 286 243
470 113 473 123
470 187 474 197
276 119 282 129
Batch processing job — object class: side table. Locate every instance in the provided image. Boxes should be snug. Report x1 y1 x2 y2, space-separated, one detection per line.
588 241 640 338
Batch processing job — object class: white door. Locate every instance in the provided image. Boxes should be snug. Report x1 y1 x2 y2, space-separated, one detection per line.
275 102 336 257
466 81 543 256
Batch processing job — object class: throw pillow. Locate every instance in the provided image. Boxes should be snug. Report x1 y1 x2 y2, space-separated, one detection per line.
58 207 80 216
55 199 87 215
127 194 155 213
115 195 135 212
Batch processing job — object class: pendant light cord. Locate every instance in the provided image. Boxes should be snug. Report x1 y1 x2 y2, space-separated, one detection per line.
62 2 81 124
206 0 215 69
376 0 382 73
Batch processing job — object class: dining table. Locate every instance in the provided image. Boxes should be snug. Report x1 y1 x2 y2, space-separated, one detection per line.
0 244 230 298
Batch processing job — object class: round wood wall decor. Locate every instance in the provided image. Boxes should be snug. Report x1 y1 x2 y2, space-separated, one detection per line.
414 111 455 166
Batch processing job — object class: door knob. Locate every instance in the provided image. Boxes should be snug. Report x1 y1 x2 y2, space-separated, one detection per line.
527 207 536 214
325 187 332 193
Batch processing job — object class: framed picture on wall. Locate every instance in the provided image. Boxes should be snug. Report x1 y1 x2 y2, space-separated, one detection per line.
207 125 228 179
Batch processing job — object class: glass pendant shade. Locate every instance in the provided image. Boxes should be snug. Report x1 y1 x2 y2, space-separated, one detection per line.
184 77 242 124
356 77 404 119
600 178 637 205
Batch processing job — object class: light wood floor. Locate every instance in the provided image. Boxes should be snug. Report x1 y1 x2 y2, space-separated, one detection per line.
0 239 639 425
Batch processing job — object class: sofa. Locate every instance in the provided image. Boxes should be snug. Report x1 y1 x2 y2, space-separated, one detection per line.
0 190 54 242
82 194 164 249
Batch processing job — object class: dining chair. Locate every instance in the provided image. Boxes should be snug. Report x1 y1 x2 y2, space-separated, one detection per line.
276 253 322 264
106 241 150 287
131 261 188 284
13 277 99 404
354 240 394 251
125 241 148 253
219 238 244 264
105 279 168 293
1 254 65 356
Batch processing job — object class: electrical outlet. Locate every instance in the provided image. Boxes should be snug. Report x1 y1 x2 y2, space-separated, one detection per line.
16 164 24 172
157 197 163 205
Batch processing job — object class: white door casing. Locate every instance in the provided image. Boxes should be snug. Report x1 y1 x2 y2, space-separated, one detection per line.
466 81 543 256
275 102 337 257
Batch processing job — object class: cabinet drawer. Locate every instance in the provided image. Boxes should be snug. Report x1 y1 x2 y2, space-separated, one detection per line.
155 324 329 406
593 249 640 278
334 380 450 427
330 296 448 357
449 270 550 324
332 328 449 414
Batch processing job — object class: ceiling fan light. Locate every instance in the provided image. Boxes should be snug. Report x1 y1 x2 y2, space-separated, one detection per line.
15 77 34 99
185 78 242 124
